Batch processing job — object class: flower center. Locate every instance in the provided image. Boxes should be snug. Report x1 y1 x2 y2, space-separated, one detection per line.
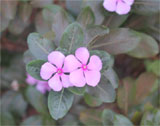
57 68 63 75
82 64 88 71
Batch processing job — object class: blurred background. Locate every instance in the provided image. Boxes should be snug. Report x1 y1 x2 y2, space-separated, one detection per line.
0 0 160 126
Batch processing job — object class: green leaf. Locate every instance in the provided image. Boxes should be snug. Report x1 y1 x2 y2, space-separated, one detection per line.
85 25 109 45
90 28 141 55
103 14 129 28
56 47 69 56
86 75 116 103
19 3 32 23
132 0 160 15
1 0 18 20
84 93 102 107
27 32 56 60
25 86 48 115
82 1 104 25
48 89 74 120
42 4 71 45
90 50 113 71
68 87 86 96
128 32 159 58
30 0 53 8
102 109 133 126
140 109 160 126
145 60 160 76
80 109 103 126
20 115 43 126
42 31 55 41
35 12 51 34
0 91 27 117
26 60 45 80
0 112 15 125
60 22 84 53
103 68 119 89
77 6 95 28
23 50 36 64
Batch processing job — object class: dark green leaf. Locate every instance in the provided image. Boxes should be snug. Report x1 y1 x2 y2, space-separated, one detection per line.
26 60 45 80
35 12 51 34
1 91 27 117
68 87 86 96
84 93 102 107
85 25 109 45
127 32 159 58
90 28 141 55
102 109 133 126
20 115 43 126
25 86 48 115
42 4 71 45
132 0 160 15
48 89 74 120
0 112 15 125
103 68 119 89
27 32 56 60
86 75 116 103
77 6 95 28
82 1 104 25
80 109 103 126
60 22 84 53
145 60 160 76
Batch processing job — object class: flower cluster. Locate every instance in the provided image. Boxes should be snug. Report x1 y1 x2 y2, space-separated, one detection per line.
103 0 134 15
40 47 102 92
26 74 51 94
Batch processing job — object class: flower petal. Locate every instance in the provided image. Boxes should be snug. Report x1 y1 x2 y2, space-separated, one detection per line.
116 1 131 15
84 70 101 87
36 81 49 94
48 51 65 68
75 47 89 64
123 0 134 5
40 62 56 80
69 69 86 87
103 0 117 12
26 74 37 85
88 55 102 71
48 74 63 91
63 55 81 72
61 74 73 88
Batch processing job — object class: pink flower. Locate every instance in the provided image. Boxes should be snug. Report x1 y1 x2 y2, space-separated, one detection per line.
26 74 51 94
40 51 73 92
103 0 134 15
63 47 102 87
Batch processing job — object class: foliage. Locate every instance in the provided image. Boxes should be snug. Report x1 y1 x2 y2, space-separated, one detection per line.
0 0 159 125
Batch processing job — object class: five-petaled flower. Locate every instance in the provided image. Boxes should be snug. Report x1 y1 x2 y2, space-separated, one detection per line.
40 51 73 92
63 47 102 87
26 74 51 94
103 0 134 15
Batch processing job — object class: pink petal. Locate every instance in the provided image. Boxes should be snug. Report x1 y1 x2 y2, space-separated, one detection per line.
116 1 131 15
36 81 48 94
26 74 37 85
88 55 102 71
63 55 81 72
69 69 86 87
103 0 117 12
75 47 90 64
61 74 73 88
48 74 63 91
84 70 101 87
123 0 134 5
48 51 65 68
40 62 56 80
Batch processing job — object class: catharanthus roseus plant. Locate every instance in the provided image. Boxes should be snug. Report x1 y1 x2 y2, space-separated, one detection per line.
23 1 159 123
